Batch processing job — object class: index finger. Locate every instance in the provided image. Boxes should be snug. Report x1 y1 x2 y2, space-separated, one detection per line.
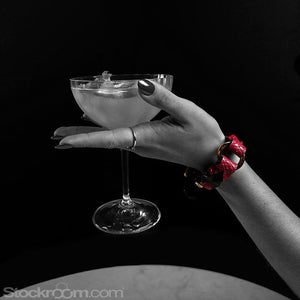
138 80 198 123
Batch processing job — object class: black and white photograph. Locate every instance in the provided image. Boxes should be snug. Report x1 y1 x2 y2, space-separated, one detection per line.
1 1 300 299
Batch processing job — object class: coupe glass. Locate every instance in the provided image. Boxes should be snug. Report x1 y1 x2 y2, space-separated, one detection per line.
70 72 173 234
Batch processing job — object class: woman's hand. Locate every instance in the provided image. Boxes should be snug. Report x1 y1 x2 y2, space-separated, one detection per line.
54 80 225 171
54 80 300 297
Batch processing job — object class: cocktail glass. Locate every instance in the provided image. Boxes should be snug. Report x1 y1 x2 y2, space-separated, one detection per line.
70 72 173 234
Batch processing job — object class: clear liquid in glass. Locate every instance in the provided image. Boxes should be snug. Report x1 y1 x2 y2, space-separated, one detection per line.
71 81 160 129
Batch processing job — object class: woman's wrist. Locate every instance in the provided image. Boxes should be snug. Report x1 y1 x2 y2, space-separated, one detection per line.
216 160 247 193
185 134 246 190
192 135 226 171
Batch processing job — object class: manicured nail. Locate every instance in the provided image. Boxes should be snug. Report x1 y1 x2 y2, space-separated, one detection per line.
55 144 73 149
138 79 155 96
51 135 64 140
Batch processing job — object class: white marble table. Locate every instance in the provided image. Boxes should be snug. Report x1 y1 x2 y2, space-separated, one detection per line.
1 265 291 300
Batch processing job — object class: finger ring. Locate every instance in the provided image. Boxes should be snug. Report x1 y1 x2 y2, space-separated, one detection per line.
127 127 137 151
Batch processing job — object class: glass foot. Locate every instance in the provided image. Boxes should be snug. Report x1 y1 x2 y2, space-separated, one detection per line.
92 198 161 234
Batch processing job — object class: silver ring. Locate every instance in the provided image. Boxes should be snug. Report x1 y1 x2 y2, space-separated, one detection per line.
127 127 137 151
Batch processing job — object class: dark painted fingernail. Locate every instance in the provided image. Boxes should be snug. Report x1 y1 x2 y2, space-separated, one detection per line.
51 135 64 140
55 144 73 149
138 79 155 96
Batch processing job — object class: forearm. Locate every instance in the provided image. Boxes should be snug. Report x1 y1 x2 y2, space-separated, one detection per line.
217 162 300 297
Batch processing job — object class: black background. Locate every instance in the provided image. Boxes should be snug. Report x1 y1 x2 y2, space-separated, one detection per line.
1 1 300 299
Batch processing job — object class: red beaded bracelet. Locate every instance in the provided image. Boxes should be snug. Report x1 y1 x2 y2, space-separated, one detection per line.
184 135 246 190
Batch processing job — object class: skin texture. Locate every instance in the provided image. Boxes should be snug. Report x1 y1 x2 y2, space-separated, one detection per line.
55 81 225 171
54 81 300 298
217 163 300 297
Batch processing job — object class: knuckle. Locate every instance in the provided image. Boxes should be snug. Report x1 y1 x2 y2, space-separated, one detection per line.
185 100 200 112
80 132 95 147
107 130 117 149
107 141 115 149
155 90 171 107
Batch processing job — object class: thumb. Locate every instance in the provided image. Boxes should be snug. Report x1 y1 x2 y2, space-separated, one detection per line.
138 79 196 123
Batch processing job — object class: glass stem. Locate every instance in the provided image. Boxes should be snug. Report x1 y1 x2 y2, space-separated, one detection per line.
120 149 133 207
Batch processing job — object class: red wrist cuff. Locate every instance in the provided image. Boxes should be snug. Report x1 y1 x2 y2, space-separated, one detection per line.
184 135 246 190
226 134 246 158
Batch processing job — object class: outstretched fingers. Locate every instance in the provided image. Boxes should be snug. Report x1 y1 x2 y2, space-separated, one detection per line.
53 126 106 138
56 127 136 150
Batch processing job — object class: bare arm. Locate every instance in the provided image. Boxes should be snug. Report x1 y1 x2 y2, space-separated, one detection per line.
217 162 300 297
54 79 300 297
